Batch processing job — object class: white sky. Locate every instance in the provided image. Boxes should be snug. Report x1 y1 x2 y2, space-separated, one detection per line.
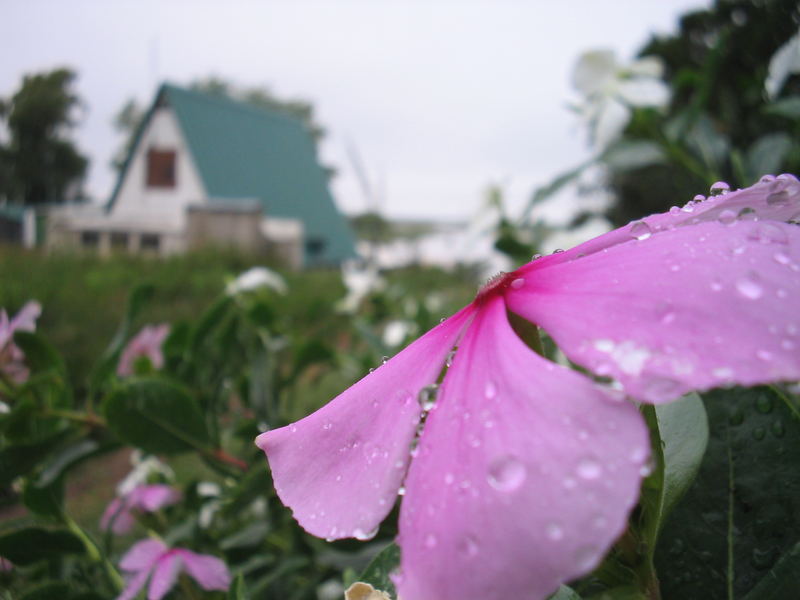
1 0 709 220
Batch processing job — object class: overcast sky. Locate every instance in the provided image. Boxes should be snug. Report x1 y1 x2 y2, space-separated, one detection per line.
2 0 709 220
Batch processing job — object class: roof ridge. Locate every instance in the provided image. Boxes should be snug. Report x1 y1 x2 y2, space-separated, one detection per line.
161 82 305 129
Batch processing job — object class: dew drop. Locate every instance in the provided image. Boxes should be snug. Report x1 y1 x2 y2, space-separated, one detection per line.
397 486 406 496
669 206 680 214
458 535 480 558
546 522 564 541
773 251 792 266
781 339 796 351
755 394 773 414
445 350 456 367
749 223 789 245
484 380 497 399
381 355 389 365
424 533 437 548
510 277 525 289
644 377 681 402
771 419 785 438
766 190 791 206
709 181 729 196
439 317 446 324
531 253 543 261
353 526 379 541
756 349 773 361
592 514 608 529
629 446 648 463
290 425 298 433
712 366 733 379
737 207 758 221
553 248 565 254
752 427 766 441
444 472 455 485
418 384 439 411
710 278 723 292
574 545 600 571
563 477 577 490
760 174 776 183
695 193 709 201
629 220 652 241
322 421 333 431
736 272 763 300
576 457 602 480
488 456 527 492
717 209 737 225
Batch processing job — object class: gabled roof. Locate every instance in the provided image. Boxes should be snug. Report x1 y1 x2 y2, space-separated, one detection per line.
108 83 356 265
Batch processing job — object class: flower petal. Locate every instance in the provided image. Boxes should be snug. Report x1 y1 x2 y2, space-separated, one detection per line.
617 78 670 107
117 569 152 600
9 301 41 333
524 175 800 269
119 539 167 572
133 484 181 512
148 552 182 600
593 97 630 149
395 297 648 600
100 497 136 535
572 49 618 96
256 307 474 540
177 549 231 591
507 220 800 403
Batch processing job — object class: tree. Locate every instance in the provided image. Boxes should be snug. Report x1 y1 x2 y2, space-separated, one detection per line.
0 68 88 205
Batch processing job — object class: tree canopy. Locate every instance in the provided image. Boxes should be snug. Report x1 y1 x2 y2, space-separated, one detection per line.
0 68 88 205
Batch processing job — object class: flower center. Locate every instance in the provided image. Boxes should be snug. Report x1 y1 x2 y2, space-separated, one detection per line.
475 270 523 303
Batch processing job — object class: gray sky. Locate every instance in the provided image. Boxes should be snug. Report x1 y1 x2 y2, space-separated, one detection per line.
2 0 708 220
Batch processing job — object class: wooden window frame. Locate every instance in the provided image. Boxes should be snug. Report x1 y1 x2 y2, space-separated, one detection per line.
146 149 177 188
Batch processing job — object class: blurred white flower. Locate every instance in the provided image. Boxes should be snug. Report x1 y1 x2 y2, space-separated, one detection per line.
572 49 670 149
117 451 175 496
336 261 385 314
226 266 287 295
383 319 413 347
765 30 800 99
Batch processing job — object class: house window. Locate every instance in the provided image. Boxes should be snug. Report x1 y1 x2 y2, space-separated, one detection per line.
146 149 176 188
306 237 326 257
140 233 161 252
81 230 99 248
110 232 129 250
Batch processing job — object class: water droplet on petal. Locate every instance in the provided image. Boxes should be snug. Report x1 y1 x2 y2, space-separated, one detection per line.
755 394 773 414
760 174 776 183
531 253 543 261
488 456 526 492
717 209 737 225
709 181 730 196
574 545 600 571
484 380 497 399
756 349 773 361
397 486 406 496
736 272 763 300
458 535 479 558
424 533 437 548
546 522 564 541
771 420 785 438
510 277 525 289
767 190 791 206
645 377 682 402
445 350 456 367
749 223 789 245
353 526 379 541
418 384 439 411
695 193 709 202
577 457 602 480
737 207 758 221
629 446 648 463
710 278 723 292
773 251 792 266
629 221 652 241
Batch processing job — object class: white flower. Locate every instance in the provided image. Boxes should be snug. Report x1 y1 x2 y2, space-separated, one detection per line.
336 261 385 314
765 30 800 99
117 452 175 496
571 49 670 149
226 267 287 295
383 319 413 348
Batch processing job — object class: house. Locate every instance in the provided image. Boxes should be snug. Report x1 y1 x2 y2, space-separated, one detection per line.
44 83 357 267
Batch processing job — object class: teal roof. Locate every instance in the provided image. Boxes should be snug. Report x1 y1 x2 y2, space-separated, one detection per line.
108 83 357 265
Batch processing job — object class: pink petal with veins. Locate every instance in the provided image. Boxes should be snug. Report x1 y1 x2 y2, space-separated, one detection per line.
396 297 648 600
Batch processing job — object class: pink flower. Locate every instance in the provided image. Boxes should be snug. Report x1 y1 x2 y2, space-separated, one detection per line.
0 301 41 384
0 556 12 572
117 539 230 600
117 324 170 377
256 175 800 600
101 484 181 535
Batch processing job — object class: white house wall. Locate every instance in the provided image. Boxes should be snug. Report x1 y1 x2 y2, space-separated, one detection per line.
108 105 207 233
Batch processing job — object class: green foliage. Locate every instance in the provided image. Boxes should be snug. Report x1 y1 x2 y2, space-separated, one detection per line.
0 68 88 205
655 387 800 599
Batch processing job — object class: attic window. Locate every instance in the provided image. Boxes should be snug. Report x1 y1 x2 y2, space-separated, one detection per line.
146 149 176 188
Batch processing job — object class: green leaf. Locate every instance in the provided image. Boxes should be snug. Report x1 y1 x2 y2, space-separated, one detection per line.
584 587 646 600
746 133 793 182
228 574 248 600
22 476 64 518
601 141 666 172
103 378 210 454
89 283 154 391
12 331 66 375
0 527 84 565
763 96 800 119
190 295 233 353
685 114 729 172
656 387 800 599
19 582 71 600
547 585 583 599
0 431 64 486
35 439 102 487
357 543 400 596
742 541 800 600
